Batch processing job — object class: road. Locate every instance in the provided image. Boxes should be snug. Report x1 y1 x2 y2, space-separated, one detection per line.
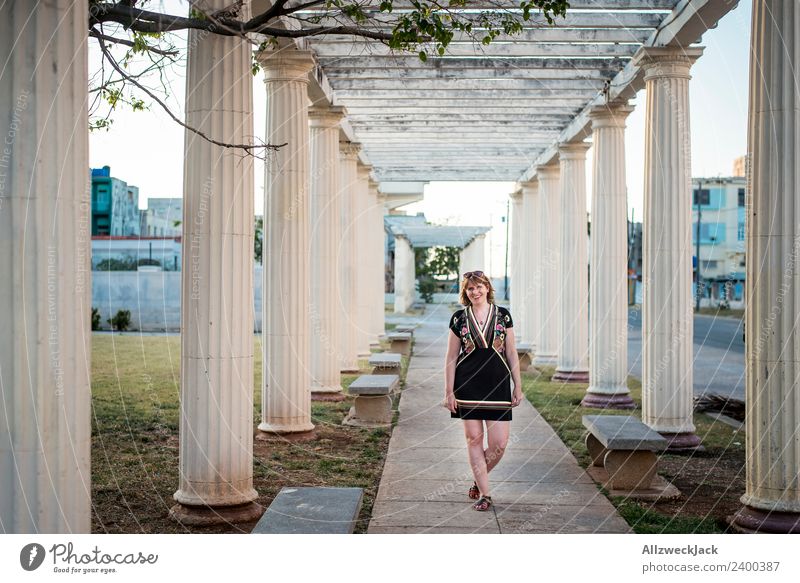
627 307 745 400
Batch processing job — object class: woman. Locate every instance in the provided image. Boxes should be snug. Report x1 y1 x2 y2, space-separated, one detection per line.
444 270 523 511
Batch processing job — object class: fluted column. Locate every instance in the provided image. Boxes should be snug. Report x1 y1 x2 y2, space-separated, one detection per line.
257 49 315 434
355 163 373 357
309 107 345 399
0 0 91 533
534 165 561 365
634 46 703 449
520 180 540 349
394 236 415 313
509 189 523 327
553 143 591 382
732 0 800 534
338 141 361 372
172 0 261 524
369 179 386 344
582 105 635 409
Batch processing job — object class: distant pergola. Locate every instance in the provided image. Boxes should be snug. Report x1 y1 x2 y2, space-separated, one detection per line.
6 0 800 534
386 215 491 312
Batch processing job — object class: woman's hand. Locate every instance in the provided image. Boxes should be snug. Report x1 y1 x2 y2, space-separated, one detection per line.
511 388 524 407
444 392 457 413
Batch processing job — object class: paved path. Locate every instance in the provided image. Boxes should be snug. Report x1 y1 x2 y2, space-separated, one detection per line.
370 303 630 534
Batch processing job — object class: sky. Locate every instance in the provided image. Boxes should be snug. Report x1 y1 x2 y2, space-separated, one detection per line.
89 1 752 277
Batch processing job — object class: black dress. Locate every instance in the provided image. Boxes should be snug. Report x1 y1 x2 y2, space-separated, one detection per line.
449 303 514 421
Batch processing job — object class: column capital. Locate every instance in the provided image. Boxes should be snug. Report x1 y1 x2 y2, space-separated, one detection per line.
589 103 635 129
357 162 373 179
535 164 560 180
520 179 539 195
558 141 591 160
257 49 316 83
339 141 361 160
633 46 704 81
509 187 523 201
309 106 346 128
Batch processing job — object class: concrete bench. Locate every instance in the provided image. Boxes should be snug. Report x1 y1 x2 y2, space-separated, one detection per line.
582 415 668 492
252 487 363 534
368 352 402 375
343 374 400 427
394 324 417 335
516 343 533 371
387 332 412 356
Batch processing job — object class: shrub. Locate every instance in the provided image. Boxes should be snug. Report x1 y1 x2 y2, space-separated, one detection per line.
91 307 101 331
416 276 436 304
107 309 132 331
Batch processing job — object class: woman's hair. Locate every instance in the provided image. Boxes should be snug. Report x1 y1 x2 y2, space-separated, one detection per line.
458 272 495 306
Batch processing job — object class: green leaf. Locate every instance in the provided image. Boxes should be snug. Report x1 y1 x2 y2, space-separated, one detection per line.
418 50 427 62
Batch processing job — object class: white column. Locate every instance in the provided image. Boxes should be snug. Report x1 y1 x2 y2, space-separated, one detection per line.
355 163 373 357
0 0 91 533
257 50 315 434
634 46 703 449
520 180 540 349
394 236 415 313
732 0 800 534
172 1 261 524
582 105 635 409
509 189 523 326
369 180 386 343
553 143 591 382
309 107 345 398
534 165 561 365
338 141 361 372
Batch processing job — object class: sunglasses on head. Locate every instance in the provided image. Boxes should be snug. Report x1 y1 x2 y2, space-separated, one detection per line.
463 271 485 279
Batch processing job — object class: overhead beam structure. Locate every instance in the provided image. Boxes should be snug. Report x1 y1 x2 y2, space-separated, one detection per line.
277 0 740 181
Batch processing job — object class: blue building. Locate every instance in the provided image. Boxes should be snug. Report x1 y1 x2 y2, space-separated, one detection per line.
691 175 746 307
91 166 141 236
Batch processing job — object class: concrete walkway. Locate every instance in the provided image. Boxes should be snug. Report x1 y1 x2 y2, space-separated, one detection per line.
369 303 631 534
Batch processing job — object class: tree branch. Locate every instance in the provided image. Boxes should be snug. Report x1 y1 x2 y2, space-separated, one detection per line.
94 29 281 158
88 29 179 56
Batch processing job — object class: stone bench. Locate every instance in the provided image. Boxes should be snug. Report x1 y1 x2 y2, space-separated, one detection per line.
387 332 412 355
343 374 400 428
582 415 671 496
516 343 533 371
252 487 363 534
368 352 402 375
394 324 417 335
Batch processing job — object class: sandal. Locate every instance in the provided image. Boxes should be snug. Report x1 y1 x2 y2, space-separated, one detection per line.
472 495 493 511
468 482 480 500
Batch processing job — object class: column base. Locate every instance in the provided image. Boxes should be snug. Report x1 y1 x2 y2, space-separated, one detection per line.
552 368 589 383
257 421 315 435
581 391 636 409
658 431 705 453
169 501 264 527
729 505 800 534
533 353 558 366
311 389 346 402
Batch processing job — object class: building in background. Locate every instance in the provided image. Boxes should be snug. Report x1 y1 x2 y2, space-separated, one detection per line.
91 166 141 236
140 197 182 237
692 175 746 308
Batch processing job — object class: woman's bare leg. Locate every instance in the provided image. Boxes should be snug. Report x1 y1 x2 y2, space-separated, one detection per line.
484 420 510 473
463 419 490 496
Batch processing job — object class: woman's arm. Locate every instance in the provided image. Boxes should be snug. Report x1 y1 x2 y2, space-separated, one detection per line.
504 326 524 403
444 329 461 412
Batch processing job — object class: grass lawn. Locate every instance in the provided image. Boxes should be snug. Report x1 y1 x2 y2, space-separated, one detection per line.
91 333 409 534
522 367 745 534
695 307 745 320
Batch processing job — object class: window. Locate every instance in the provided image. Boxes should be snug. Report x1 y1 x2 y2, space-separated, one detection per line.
738 188 745 207
693 188 710 206
692 223 726 244
738 222 745 241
